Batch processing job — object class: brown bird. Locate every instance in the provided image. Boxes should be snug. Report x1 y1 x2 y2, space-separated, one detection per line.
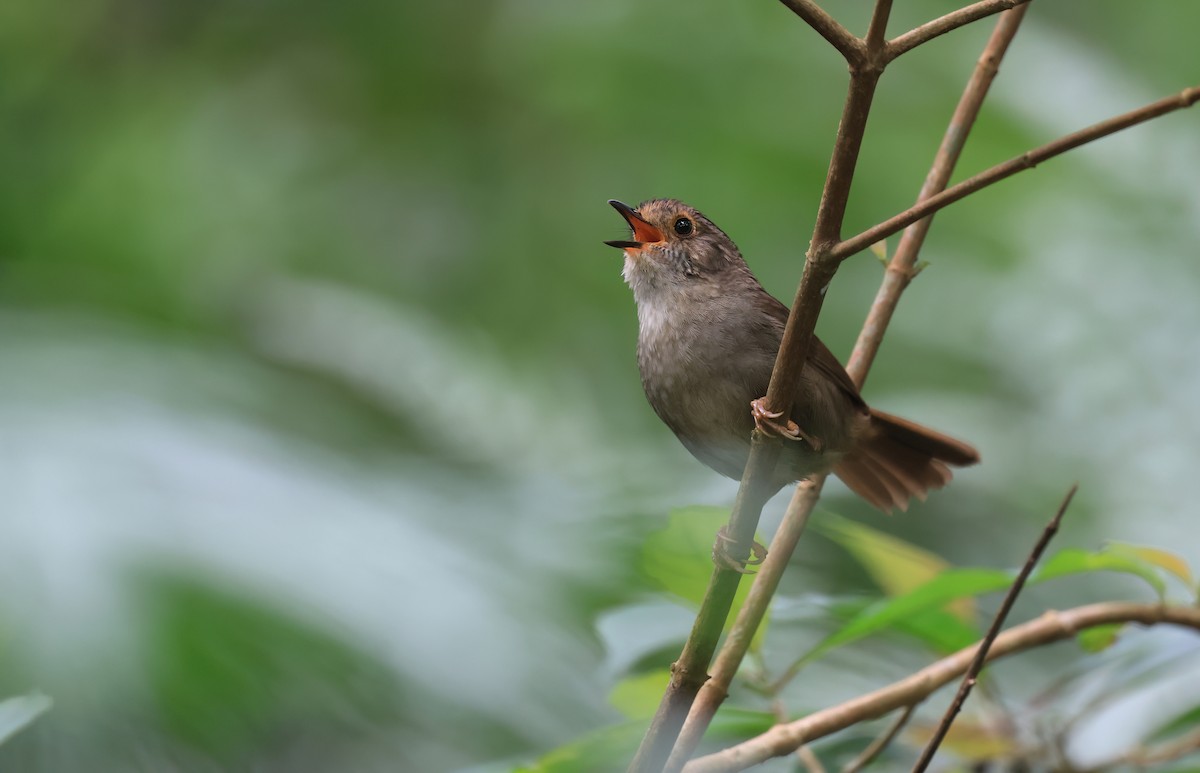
605 198 979 514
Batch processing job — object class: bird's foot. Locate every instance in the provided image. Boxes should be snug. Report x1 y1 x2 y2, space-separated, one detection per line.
712 526 767 574
750 398 824 452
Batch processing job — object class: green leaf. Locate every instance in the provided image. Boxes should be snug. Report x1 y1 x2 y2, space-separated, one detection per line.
1034 547 1167 598
825 591 983 655
795 568 1012 667
789 543 1177 673
138 573 401 760
1077 623 1124 653
0 692 53 746
906 717 1017 761
517 708 774 773
1107 542 1193 585
516 721 647 773
813 512 975 622
640 506 769 650
609 670 669 720
706 707 776 740
1147 704 1200 744
893 607 984 655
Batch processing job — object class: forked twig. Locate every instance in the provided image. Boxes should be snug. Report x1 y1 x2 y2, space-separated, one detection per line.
627 2 896 769
848 3 1029 381
842 704 917 773
662 9 1030 770
683 602 1200 772
777 0 862 63
887 0 1029 60
834 85 1200 261
1082 725 1200 771
909 484 1078 773
797 745 829 773
630 0 1199 767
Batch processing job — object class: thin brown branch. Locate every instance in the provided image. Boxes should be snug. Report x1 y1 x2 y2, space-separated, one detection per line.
659 11 1029 769
1119 724 1200 768
848 3 1028 382
886 0 1029 60
842 704 917 773
833 85 1200 262
774 699 830 773
777 0 864 64
630 3 896 768
909 484 1077 773
1060 681 1200 768
640 11 1198 773
797 745 829 773
864 0 893 52
683 602 1200 772
763 0 891 412
763 50 887 414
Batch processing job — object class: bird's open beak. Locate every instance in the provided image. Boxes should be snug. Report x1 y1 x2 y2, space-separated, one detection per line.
605 199 663 250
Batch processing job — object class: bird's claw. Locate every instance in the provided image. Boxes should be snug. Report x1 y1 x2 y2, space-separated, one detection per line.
713 526 767 574
750 398 823 452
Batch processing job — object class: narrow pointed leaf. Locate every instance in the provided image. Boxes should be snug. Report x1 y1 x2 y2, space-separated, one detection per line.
814 511 975 622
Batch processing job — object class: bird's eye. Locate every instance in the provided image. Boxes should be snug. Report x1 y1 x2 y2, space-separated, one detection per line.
673 217 693 236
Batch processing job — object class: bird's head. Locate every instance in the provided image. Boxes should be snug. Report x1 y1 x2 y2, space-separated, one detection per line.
605 199 747 295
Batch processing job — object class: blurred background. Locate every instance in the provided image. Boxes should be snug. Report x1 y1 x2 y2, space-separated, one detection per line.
1 1 1198 770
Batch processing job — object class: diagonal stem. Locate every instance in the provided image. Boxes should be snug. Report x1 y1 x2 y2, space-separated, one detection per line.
833 85 1200 262
886 0 1030 61
683 602 1200 772
777 0 864 64
842 703 917 773
848 3 1029 382
909 484 1077 773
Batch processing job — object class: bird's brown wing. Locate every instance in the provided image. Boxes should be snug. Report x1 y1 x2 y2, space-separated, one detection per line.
809 336 868 410
758 291 867 409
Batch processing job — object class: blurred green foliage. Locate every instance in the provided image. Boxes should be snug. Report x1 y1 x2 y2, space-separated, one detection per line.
1 0 1199 770
140 574 402 763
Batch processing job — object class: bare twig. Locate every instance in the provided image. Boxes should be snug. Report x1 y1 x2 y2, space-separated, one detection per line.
774 699 830 773
682 602 1200 772
797 745 829 773
848 3 1028 381
1112 724 1200 768
663 12 1030 769
658 10 1030 770
628 4 895 770
1065 693 1200 772
760 0 892 453
863 0 892 52
833 85 1200 262
909 484 1077 773
631 7 1200 773
886 0 1029 60
842 704 917 773
777 0 863 64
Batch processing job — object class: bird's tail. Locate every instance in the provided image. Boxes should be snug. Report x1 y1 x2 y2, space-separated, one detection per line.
833 409 980 514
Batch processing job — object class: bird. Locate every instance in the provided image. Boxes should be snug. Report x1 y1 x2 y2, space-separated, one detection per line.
605 198 979 518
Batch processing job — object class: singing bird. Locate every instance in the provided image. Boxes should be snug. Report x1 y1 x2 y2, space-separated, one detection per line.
605 198 979 515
